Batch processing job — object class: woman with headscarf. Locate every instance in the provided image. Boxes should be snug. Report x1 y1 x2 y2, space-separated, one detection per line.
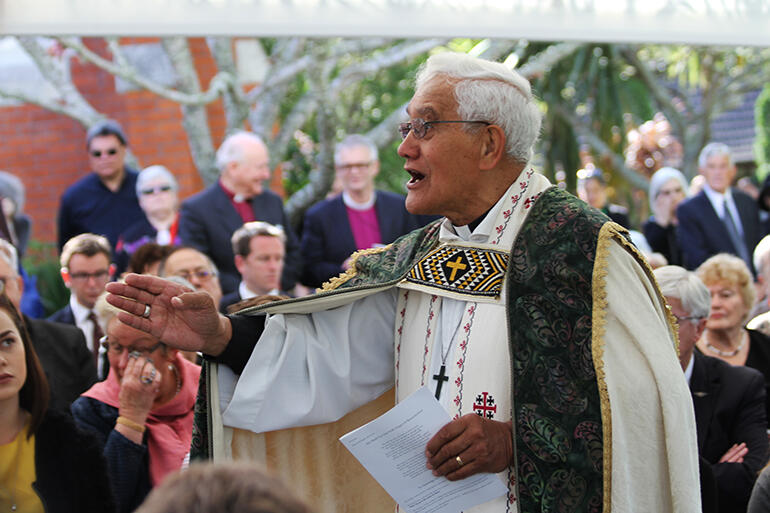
643 167 689 266
71 292 200 513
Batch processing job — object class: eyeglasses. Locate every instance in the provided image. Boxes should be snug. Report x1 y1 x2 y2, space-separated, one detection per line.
657 187 684 197
398 118 490 140
69 270 110 282
173 269 215 282
673 314 703 323
336 162 373 172
90 148 119 158
100 336 164 356
140 185 173 195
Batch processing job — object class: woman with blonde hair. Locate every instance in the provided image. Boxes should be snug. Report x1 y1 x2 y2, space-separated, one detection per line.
696 253 770 419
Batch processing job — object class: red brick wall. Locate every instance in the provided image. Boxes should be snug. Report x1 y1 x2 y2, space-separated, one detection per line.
0 37 261 247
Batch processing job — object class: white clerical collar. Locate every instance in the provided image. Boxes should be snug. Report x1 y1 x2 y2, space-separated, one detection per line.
70 295 94 323
239 281 279 300
342 191 376 211
683 352 694 385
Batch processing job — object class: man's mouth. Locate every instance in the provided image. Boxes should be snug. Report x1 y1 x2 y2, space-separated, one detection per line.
407 169 425 185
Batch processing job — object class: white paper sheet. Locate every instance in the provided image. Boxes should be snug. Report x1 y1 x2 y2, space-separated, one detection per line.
339 386 507 513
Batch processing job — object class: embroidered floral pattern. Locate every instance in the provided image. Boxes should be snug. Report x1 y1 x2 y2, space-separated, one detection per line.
420 295 439 386
452 303 477 414
395 291 409 393
493 168 535 245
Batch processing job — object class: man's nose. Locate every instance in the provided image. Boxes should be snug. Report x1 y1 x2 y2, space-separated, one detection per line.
397 134 418 159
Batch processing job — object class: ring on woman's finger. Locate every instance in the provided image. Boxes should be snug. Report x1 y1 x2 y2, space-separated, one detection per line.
149 368 157 380
142 304 151 319
140 375 154 385
456 455 464 468
129 350 142 360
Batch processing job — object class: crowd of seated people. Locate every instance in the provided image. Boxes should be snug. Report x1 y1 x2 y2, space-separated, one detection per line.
6 105 770 513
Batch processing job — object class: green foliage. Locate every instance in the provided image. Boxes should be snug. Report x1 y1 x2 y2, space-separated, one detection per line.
755 85 770 182
278 41 428 197
21 239 69 316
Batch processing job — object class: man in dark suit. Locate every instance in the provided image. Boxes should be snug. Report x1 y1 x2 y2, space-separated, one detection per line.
48 233 114 380
300 134 429 288
677 142 765 273
0 240 97 411
179 131 301 295
656 265 768 513
220 221 288 313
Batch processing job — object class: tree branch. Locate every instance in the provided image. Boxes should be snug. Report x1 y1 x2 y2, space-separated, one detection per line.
58 36 233 107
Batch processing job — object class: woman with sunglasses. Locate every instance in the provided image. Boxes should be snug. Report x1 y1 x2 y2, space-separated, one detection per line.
0 292 114 513
114 165 182 276
71 292 201 513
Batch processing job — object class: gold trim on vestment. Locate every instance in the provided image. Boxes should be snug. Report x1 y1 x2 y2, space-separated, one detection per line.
317 245 392 293
591 222 614 513
592 221 681 513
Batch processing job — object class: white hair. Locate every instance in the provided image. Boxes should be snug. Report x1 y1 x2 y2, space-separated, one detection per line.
0 171 25 214
654 265 711 322
648 167 688 211
416 53 542 165
136 165 179 197
215 131 267 173
334 134 378 165
753 235 770 279
698 142 733 169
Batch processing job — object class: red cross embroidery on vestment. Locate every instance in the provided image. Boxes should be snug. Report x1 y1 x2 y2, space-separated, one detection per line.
473 392 497 419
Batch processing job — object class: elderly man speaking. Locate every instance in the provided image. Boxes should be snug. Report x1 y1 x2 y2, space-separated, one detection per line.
107 53 700 512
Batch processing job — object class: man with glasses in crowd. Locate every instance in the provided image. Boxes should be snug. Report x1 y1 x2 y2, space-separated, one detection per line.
655 265 767 513
159 246 223 309
57 119 144 252
49 233 115 379
300 134 428 288
109 53 700 512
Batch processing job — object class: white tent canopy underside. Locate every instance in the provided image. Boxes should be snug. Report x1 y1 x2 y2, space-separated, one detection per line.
2 0 769 46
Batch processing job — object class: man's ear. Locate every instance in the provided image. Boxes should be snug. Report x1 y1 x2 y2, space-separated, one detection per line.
371 160 381 178
234 254 245 275
61 267 71 288
479 125 506 171
15 275 24 296
695 318 708 341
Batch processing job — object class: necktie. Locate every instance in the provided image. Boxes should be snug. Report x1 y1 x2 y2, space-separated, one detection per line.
87 311 103 365
722 202 751 266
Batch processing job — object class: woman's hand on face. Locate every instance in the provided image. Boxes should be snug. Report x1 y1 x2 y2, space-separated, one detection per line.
118 354 161 426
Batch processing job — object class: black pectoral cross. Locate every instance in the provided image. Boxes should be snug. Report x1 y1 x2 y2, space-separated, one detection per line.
433 364 449 399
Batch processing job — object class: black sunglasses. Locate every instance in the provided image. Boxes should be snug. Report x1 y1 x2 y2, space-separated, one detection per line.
140 185 173 195
90 148 119 158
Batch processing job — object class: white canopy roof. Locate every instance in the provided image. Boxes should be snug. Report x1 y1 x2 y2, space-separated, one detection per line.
2 0 769 46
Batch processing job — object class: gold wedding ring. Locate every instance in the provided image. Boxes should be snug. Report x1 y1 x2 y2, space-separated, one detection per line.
142 304 151 319
456 455 464 468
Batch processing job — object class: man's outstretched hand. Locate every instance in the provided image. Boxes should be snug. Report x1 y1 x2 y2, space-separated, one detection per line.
106 273 232 356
